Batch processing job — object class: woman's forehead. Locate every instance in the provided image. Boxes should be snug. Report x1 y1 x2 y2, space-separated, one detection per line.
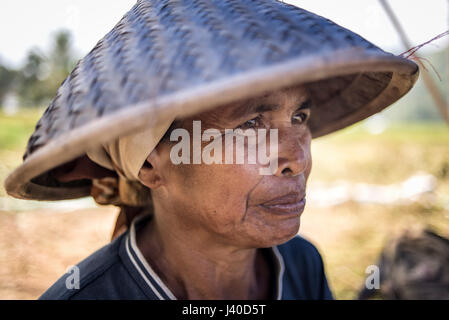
230 84 309 110
187 84 310 123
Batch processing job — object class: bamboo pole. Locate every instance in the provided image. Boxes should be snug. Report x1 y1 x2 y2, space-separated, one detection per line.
379 0 449 124
446 0 449 119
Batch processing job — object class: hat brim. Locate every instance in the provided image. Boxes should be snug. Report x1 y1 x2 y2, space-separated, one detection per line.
5 48 419 201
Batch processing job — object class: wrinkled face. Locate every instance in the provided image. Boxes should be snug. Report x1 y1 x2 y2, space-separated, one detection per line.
140 85 313 248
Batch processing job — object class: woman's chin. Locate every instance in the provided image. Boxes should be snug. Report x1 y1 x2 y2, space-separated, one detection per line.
244 218 301 248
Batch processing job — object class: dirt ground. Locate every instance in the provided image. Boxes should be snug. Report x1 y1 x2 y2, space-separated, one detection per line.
0 207 119 299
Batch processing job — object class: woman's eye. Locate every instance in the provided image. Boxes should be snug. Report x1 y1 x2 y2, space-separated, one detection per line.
237 115 263 129
292 109 310 124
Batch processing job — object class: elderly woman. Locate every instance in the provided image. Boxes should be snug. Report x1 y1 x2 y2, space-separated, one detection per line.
5 0 418 300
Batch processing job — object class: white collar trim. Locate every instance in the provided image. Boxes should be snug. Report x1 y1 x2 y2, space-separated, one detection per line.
128 214 177 300
272 246 285 300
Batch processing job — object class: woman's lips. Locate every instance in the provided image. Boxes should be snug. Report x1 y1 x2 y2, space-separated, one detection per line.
259 194 306 215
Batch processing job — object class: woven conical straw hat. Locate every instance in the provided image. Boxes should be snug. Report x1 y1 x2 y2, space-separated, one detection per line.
5 0 419 201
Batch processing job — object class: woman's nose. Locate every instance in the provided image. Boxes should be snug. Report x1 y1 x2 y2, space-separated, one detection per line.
272 128 310 177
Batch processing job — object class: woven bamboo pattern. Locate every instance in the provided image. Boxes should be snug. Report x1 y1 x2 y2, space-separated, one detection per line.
24 0 386 160
5 0 419 201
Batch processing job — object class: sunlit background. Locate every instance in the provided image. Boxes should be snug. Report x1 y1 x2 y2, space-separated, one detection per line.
0 0 448 299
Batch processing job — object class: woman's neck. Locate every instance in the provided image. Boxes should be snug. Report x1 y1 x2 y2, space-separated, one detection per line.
135 214 271 300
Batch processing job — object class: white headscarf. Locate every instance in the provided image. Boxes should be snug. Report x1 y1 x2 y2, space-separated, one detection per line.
86 116 175 206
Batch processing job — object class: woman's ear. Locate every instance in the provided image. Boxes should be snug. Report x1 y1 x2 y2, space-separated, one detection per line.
138 149 164 190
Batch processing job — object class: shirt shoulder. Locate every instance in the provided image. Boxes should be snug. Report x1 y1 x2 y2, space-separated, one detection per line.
276 235 334 300
278 235 323 267
38 234 146 300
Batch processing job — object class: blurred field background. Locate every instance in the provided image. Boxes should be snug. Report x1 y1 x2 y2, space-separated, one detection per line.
303 122 449 299
1 108 448 299
1 0 449 300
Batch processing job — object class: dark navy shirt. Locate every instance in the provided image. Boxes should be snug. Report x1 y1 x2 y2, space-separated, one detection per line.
40 214 333 300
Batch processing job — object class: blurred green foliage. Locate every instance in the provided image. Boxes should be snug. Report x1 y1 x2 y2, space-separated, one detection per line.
0 65 18 105
0 30 78 108
0 109 44 150
0 109 44 197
